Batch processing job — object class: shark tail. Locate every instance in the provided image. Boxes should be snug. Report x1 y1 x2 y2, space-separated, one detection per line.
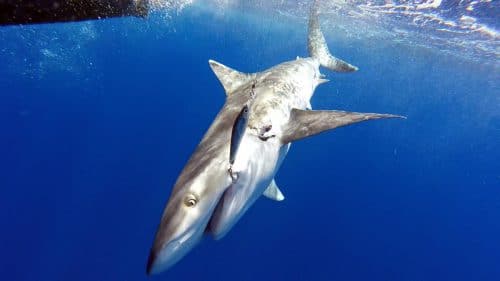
307 1 358 72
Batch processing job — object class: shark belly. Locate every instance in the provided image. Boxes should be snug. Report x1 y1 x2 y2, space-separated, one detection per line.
208 134 287 239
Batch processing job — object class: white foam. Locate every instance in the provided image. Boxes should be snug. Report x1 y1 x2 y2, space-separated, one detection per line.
416 0 443 10
149 0 194 13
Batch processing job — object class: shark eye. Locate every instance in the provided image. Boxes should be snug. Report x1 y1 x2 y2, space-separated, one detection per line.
184 194 198 207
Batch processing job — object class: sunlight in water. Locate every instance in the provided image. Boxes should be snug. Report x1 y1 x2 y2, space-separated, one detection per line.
147 0 499 65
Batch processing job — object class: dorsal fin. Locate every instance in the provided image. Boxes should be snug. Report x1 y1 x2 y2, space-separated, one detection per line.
208 60 255 96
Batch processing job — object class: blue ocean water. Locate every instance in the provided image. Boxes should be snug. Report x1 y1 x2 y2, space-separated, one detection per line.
0 1 499 281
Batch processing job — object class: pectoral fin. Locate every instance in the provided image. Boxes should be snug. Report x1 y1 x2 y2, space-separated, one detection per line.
282 108 405 144
263 179 285 201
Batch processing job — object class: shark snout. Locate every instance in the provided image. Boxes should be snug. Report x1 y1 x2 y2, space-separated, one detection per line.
146 186 227 275
146 224 203 275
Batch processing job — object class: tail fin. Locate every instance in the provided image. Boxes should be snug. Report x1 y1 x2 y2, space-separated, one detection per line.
308 1 358 72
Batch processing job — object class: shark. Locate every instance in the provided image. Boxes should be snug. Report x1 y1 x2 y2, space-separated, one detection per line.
146 1 403 275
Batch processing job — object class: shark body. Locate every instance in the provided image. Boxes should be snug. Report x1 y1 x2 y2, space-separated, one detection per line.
146 2 403 275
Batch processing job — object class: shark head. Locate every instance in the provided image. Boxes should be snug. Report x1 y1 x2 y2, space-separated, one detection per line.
146 177 224 275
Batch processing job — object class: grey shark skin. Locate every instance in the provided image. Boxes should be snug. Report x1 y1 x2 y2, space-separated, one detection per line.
145 86 247 274
146 1 403 275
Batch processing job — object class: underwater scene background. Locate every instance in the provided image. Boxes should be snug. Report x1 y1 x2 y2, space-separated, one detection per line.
0 1 498 280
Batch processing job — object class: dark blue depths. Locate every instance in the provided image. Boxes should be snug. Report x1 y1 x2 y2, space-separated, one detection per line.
0 8 499 281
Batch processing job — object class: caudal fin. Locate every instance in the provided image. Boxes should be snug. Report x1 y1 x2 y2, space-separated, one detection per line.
307 1 358 72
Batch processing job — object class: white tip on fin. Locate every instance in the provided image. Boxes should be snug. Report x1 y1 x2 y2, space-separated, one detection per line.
317 78 329 85
208 60 255 96
263 179 285 201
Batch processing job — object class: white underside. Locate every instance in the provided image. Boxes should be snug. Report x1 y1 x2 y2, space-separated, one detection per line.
210 133 288 239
